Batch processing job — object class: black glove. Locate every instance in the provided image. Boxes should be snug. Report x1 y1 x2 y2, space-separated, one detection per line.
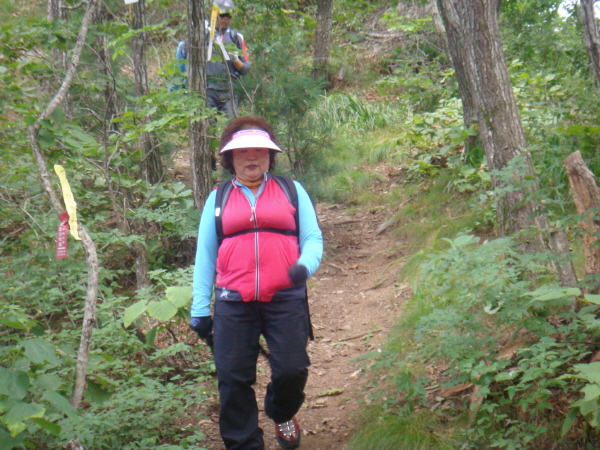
189 316 213 339
288 264 309 286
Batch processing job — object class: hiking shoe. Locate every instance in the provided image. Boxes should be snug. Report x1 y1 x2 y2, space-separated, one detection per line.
275 416 301 449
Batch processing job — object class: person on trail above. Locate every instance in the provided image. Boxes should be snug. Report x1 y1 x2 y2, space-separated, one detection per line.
189 115 323 450
175 10 250 119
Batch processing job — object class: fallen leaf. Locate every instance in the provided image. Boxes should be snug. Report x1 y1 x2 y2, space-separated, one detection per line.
316 387 344 397
437 382 473 398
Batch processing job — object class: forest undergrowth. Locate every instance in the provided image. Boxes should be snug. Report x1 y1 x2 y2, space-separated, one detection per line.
2 0 600 449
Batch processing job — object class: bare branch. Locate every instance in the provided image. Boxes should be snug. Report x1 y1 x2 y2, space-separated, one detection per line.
26 0 100 410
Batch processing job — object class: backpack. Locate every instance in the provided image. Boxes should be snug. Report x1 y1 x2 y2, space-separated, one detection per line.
214 175 299 246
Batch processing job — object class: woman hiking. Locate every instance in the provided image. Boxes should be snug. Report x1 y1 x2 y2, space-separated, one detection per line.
189 115 323 450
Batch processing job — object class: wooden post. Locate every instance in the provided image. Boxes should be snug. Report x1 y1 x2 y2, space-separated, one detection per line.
564 150 600 293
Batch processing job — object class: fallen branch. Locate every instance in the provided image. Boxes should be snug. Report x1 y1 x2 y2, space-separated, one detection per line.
338 330 379 342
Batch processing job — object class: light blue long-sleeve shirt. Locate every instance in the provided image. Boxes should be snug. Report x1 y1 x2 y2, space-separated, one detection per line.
191 178 323 317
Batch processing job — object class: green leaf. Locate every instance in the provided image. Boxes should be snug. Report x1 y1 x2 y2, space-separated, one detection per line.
581 384 600 402
23 339 58 365
584 294 600 305
0 368 30 399
453 235 479 248
0 317 27 330
84 380 112 405
123 300 148 327
0 428 24 450
31 418 61 437
2 400 45 437
573 362 600 385
561 408 578 437
573 397 598 417
35 374 62 392
524 287 580 301
166 286 192 308
42 391 78 419
145 325 160 347
147 300 178 322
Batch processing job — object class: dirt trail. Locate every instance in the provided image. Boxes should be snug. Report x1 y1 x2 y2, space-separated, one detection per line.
194 197 410 449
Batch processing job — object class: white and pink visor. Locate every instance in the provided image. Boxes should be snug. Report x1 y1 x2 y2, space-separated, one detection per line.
219 129 282 154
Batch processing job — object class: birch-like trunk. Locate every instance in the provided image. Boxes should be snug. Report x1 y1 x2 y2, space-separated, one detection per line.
28 0 99 409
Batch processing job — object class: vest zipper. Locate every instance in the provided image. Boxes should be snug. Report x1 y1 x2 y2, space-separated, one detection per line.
252 205 259 300
244 194 260 301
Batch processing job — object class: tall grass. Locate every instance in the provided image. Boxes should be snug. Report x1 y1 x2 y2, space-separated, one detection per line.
347 408 456 450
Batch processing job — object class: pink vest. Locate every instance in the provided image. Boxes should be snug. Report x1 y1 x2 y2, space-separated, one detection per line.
216 178 299 302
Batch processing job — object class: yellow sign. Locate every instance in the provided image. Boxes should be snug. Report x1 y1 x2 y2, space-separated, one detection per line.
210 6 220 42
53 165 81 240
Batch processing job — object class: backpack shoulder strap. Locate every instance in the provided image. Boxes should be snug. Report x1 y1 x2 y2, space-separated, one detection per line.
215 180 234 246
229 29 239 46
272 175 299 237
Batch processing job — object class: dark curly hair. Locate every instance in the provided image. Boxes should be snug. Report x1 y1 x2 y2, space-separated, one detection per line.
219 116 280 175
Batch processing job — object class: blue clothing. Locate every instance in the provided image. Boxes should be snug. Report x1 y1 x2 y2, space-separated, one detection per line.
175 28 250 92
191 177 323 317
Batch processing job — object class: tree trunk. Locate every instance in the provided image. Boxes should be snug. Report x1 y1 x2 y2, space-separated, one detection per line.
436 0 577 286
28 0 99 410
312 0 333 80
580 0 600 96
564 151 600 293
433 0 478 156
131 0 163 185
93 3 118 135
187 0 212 208
47 0 73 119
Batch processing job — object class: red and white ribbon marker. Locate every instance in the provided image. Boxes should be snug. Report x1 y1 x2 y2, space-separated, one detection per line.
56 212 69 259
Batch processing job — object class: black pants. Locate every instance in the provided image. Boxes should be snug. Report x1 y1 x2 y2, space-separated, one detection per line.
207 88 237 119
213 298 310 450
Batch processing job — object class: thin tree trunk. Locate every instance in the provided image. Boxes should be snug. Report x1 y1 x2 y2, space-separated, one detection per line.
93 2 118 134
312 0 333 80
580 0 600 96
96 22 149 291
101 137 150 291
434 0 478 156
187 0 212 208
564 151 600 293
28 0 99 409
436 0 577 286
131 0 163 184
47 0 72 119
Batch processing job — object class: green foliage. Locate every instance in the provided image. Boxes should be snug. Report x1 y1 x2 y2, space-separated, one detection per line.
364 234 600 449
319 92 408 132
5 0 600 448
567 362 600 429
347 407 455 450
242 33 329 176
